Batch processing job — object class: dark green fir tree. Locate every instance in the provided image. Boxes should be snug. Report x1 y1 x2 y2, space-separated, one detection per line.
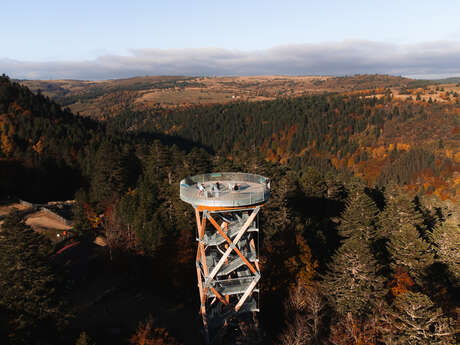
380 291 455 345
322 238 385 316
430 218 460 283
378 189 425 238
337 189 379 241
387 223 434 284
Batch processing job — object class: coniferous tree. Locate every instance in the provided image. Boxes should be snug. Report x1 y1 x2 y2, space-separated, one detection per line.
263 170 299 240
378 189 425 238
387 223 434 284
380 292 455 345
337 189 379 241
89 142 124 207
146 139 172 184
72 189 93 238
0 210 68 344
322 238 385 316
430 219 460 283
298 167 328 198
185 147 210 175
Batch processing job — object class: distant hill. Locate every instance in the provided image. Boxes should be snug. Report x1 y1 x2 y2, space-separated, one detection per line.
432 76 460 84
18 74 413 118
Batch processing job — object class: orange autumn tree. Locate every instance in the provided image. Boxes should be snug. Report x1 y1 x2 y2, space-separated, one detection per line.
0 114 14 156
130 317 181 345
283 234 317 287
389 268 415 297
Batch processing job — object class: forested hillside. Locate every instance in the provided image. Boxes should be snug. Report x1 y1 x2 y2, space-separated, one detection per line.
109 91 460 201
0 75 458 345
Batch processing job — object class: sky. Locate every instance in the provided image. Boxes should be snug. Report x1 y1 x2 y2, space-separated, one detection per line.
1 0 460 80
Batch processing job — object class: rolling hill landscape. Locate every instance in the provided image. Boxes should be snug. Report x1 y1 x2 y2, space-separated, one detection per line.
1 72 459 344
18 74 417 118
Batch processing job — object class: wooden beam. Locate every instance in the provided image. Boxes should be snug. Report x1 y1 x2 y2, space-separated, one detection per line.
235 275 260 312
205 207 260 283
194 209 209 345
195 208 201 235
195 248 208 332
196 209 209 277
210 287 228 305
200 212 207 239
249 238 260 272
207 214 257 274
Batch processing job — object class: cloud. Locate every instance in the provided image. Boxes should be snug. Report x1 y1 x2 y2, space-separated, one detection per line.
2 40 460 80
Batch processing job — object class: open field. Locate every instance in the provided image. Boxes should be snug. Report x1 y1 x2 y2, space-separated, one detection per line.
391 83 460 103
19 74 412 118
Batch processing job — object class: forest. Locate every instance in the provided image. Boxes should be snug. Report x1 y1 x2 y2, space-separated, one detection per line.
0 74 459 345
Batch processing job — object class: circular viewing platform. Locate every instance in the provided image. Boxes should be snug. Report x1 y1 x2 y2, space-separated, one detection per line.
180 172 270 208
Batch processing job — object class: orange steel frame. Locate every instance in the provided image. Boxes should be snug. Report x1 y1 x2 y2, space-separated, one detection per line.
194 205 262 342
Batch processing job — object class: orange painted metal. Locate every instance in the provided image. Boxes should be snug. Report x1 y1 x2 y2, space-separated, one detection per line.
249 238 260 272
207 214 258 274
210 287 228 305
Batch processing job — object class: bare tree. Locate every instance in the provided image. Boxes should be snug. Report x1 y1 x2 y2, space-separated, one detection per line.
279 314 311 345
280 282 327 345
303 283 327 344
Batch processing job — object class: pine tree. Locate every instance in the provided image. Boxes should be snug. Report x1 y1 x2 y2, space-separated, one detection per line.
299 167 327 198
387 223 434 284
322 238 385 316
378 190 425 238
146 139 171 184
380 292 455 345
185 147 210 175
89 141 124 207
72 189 93 238
337 189 379 241
430 219 460 283
263 170 299 240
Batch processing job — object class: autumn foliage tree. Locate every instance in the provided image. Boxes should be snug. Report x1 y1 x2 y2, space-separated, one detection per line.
130 317 180 345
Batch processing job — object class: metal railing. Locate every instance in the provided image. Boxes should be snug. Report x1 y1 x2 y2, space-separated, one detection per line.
180 172 270 207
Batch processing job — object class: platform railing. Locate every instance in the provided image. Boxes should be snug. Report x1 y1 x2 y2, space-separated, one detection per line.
180 172 270 207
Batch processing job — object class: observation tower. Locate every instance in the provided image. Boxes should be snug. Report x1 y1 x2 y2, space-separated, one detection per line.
180 172 270 342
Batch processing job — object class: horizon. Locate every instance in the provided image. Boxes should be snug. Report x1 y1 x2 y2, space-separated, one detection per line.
8 73 460 83
2 1 460 80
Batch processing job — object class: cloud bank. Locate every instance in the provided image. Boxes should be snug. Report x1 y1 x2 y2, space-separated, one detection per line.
2 40 460 80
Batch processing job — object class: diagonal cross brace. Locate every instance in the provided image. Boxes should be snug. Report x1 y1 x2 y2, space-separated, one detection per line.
207 214 257 274
235 274 260 312
205 206 260 286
